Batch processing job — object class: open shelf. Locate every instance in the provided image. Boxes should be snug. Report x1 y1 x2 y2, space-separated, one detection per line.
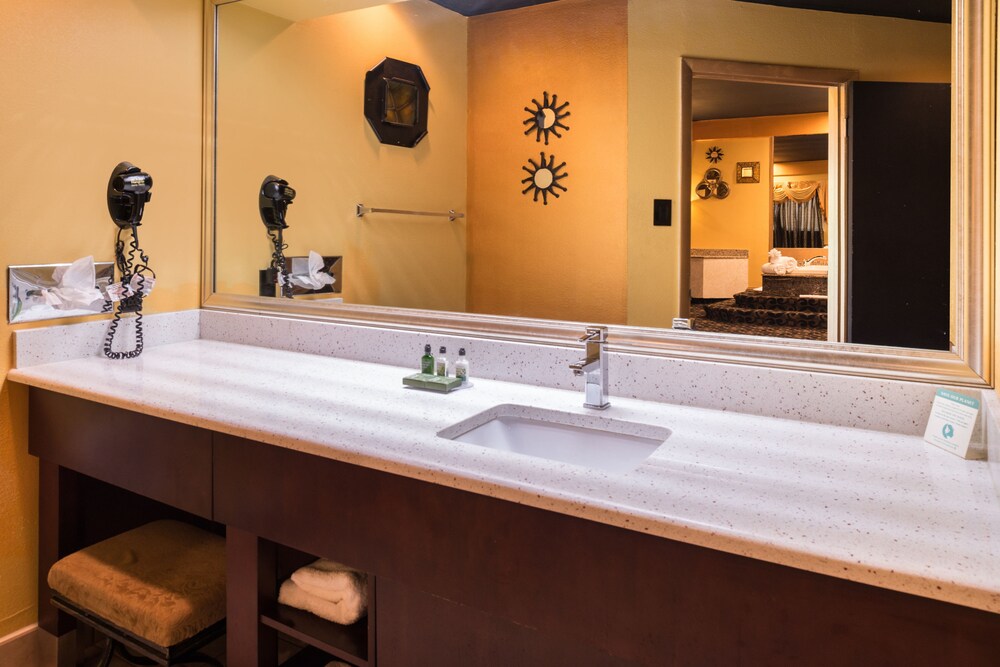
279 644 339 667
262 603 369 667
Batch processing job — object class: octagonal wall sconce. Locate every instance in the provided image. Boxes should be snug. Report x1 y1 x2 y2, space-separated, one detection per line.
364 57 430 148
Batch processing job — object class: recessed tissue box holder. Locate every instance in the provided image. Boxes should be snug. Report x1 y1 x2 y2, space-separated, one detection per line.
8 262 115 324
259 255 343 298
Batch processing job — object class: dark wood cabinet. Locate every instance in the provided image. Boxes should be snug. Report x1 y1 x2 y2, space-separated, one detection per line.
28 389 1000 666
29 391 212 519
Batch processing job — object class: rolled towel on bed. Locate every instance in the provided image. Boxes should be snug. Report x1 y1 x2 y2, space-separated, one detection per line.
278 578 367 625
290 559 364 601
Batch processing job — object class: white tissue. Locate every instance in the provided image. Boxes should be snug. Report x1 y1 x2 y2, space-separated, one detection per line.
106 273 155 302
289 251 335 290
40 256 105 311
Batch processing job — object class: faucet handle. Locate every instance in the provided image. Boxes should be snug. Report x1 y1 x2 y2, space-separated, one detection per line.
579 326 608 343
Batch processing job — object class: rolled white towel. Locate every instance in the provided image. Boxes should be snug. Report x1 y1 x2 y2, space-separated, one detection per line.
279 579 367 625
761 257 798 275
291 559 365 602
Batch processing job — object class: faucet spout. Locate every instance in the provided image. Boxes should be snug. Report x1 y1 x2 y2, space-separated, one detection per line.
569 326 610 409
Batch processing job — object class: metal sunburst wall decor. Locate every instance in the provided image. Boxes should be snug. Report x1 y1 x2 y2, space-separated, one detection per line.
705 145 725 163
523 91 570 145
521 152 568 205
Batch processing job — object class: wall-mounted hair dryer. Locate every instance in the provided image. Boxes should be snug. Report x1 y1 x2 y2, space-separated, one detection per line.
259 175 296 230
259 175 295 298
104 162 156 359
108 162 153 228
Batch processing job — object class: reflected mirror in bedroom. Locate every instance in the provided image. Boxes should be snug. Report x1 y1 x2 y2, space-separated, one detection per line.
212 0 956 353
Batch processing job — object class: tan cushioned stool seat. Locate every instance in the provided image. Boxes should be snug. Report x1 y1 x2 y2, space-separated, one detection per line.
48 520 226 648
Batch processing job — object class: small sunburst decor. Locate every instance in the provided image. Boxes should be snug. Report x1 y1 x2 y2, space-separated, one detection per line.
521 152 568 205
705 145 725 163
523 91 571 145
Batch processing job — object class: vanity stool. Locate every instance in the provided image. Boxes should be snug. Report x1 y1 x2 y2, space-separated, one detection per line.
47 520 226 667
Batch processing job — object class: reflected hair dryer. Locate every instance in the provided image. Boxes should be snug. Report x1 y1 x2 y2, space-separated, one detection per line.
107 162 153 228
259 175 295 298
259 175 296 230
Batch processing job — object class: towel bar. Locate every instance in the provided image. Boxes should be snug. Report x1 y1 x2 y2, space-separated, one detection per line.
355 203 464 222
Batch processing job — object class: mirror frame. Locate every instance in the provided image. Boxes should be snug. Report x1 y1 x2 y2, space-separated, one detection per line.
201 0 995 387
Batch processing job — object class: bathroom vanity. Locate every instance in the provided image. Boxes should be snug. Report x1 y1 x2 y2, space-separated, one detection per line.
12 315 1000 666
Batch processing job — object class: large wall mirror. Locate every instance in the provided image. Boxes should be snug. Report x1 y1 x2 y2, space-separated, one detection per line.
203 0 993 385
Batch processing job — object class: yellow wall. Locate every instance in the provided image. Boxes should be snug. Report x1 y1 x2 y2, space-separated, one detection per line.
0 0 203 635
693 112 827 141
774 160 828 177
215 2 469 312
691 137 773 289
628 0 950 327
466 0 628 323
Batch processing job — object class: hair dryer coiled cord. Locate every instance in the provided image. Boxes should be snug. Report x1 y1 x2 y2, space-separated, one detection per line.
103 226 155 360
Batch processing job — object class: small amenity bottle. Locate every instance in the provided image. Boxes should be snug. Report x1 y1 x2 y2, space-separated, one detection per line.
436 346 448 376
421 344 434 374
455 348 469 383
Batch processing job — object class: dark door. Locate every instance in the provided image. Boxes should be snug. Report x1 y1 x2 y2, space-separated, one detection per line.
847 81 950 350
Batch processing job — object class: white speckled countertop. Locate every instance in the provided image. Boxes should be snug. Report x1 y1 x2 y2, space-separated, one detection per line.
8 337 1000 614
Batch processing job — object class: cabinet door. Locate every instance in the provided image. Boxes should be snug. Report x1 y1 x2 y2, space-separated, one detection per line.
29 389 212 518
376 578 638 667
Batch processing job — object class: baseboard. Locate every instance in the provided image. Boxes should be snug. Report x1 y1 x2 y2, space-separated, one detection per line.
0 625 76 667
0 624 38 664
0 623 36 647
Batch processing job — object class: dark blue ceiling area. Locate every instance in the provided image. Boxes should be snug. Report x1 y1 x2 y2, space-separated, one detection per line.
430 0 949 21
735 0 950 23
428 0 558 16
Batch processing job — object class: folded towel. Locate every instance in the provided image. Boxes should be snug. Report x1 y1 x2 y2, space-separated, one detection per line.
290 559 362 600
279 579 367 625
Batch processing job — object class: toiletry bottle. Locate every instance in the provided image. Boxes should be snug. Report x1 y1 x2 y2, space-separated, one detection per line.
455 348 469 383
421 344 434 374
436 346 448 376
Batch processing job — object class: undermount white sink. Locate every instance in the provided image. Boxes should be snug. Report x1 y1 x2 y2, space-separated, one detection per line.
438 405 670 474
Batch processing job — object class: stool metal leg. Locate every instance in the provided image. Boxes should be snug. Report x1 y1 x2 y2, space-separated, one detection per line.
96 638 115 667
115 643 159 666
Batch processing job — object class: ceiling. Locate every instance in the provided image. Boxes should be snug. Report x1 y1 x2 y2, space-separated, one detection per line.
734 0 950 23
246 0 950 21
694 80 830 162
429 0 949 20
428 0 557 15
692 79 828 122
241 0 404 21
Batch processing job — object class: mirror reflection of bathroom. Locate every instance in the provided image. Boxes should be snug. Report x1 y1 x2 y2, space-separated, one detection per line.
214 0 952 351
688 72 950 350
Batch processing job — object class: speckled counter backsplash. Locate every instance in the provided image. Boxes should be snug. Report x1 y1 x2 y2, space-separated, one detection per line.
10 308 984 441
13 310 201 368
198 310 961 438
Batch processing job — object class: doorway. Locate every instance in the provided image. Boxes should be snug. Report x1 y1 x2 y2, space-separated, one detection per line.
680 58 854 342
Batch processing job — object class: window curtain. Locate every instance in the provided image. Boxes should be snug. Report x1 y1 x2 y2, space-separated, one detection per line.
773 181 825 248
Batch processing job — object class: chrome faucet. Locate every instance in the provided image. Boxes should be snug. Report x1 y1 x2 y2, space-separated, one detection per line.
569 326 610 410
